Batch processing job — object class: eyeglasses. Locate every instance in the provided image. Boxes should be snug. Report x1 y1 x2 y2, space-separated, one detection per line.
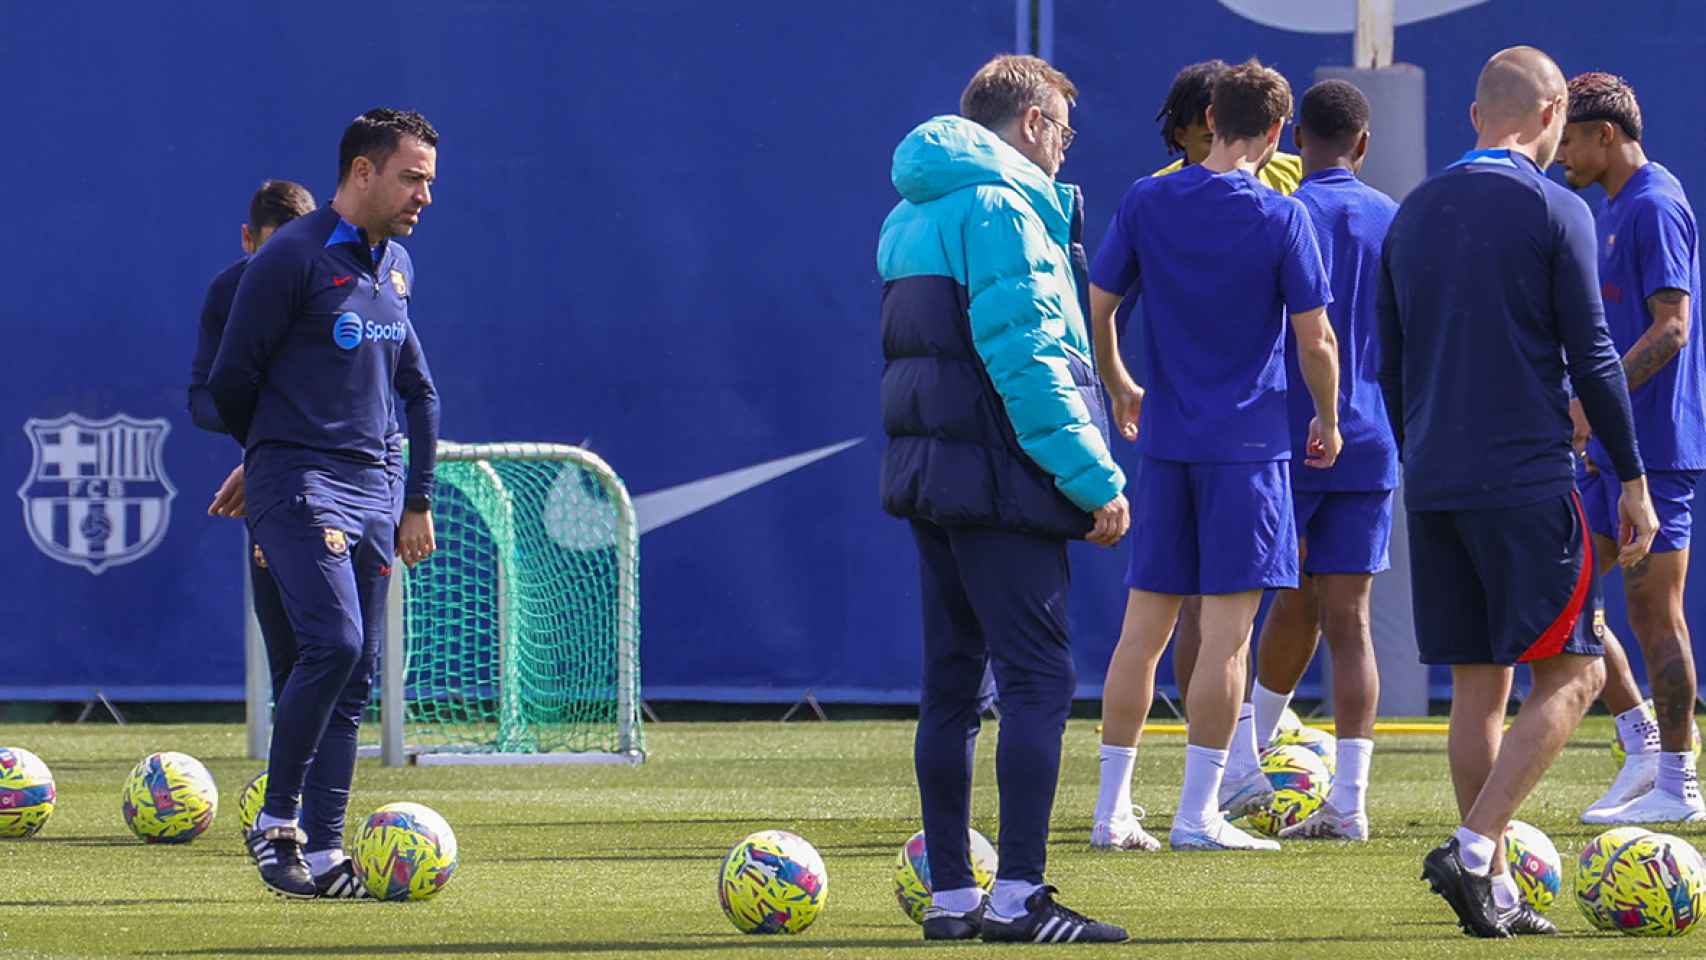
1037 111 1076 149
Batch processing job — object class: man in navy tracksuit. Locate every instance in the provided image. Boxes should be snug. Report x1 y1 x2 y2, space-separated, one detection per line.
1378 47 1658 937
208 109 441 900
188 180 316 700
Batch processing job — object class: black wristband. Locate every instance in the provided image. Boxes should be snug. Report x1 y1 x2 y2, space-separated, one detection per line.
405 494 431 513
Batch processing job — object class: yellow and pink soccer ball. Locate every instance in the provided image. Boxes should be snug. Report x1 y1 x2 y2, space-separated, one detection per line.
1596 831 1705 937
894 828 997 924
352 801 459 901
0 747 56 838
236 771 267 837
1246 744 1332 836
121 751 218 843
719 829 828 934
1503 820 1562 911
1577 827 1655 930
1272 724 1337 775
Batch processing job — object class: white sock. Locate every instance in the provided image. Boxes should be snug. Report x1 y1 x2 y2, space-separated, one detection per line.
1094 744 1137 825
1227 704 1260 778
1657 751 1702 802
1251 682 1293 750
1454 826 1496 875
1491 871 1520 912
305 847 347 876
1616 703 1661 756
1177 744 1229 829
990 879 1043 920
932 886 984 914
1327 737 1373 814
255 812 297 834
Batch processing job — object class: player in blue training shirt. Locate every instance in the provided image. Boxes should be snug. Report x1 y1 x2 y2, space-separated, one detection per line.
1228 81 1398 843
1381 47 1657 938
208 109 442 900
1087 60 1343 854
1556 72 1706 825
187 180 316 704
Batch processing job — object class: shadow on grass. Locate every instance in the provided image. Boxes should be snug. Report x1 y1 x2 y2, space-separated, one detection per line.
27 835 142 846
0 897 212 908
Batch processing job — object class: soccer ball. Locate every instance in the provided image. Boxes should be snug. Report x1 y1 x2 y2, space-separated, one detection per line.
1577 827 1655 930
1599 832 1705 936
1276 707 1303 736
719 830 828 934
353 802 459 901
1610 704 1702 766
121 751 218 843
1272 724 1336 774
1503 820 1562 911
0 747 56 838
236 771 266 836
894 828 997 924
1246 744 1332 836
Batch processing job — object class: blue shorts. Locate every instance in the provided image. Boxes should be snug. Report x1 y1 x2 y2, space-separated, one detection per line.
1294 489 1394 575
1408 492 1603 666
1125 456 1297 595
1580 465 1701 554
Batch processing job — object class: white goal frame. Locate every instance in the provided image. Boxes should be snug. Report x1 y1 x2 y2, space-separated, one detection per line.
244 441 643 767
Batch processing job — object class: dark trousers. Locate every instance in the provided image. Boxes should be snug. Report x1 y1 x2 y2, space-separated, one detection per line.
910 519 1075 889
252 497 394 854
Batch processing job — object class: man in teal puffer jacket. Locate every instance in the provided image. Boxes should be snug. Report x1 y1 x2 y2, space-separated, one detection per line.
878 54 1130 945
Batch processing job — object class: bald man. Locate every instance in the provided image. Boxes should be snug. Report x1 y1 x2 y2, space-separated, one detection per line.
1378 46 1657 938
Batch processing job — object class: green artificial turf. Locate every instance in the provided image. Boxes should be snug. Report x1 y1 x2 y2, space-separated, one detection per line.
0 718 1701 958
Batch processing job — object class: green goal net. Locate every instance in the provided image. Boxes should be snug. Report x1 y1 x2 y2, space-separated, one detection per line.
376 442 643 764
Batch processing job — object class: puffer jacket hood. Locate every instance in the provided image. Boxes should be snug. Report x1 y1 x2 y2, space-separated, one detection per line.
891 115 1074 244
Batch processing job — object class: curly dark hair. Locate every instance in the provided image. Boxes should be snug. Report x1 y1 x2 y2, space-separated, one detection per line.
337 108 439 184
1567 72 1641 142
1298 79 1370 150
1156 59 1229 155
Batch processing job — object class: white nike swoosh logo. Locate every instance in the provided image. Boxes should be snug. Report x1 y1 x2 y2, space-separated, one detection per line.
1217 0 1489 32
634 438 862 535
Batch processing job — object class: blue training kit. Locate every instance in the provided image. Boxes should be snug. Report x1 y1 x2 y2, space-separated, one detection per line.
206 207 438 852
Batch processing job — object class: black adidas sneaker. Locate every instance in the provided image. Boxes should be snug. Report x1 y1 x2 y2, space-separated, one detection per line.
921 898 984 941
1420 839 1510 938
247 824 316 900
980 886 1128 944
312 858 374 900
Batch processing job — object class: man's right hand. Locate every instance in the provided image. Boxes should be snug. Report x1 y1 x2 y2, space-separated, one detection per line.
1616 476 1659 568
208 464 245 518
1088 493 1130 547
1109 383 1143 442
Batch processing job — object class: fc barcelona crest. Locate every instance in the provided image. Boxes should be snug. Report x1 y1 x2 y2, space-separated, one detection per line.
18 413 176 574
390 269 408 297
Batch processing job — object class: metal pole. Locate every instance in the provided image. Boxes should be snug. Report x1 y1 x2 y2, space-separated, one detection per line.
381 562 406 766
243 542 271 761
1354 0 1396 69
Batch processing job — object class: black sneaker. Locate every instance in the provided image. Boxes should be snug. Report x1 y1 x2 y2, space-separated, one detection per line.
980 886 1128 944
247 825 316 900
921 898 984 940
312 858 373 900
1500 903 1558 935
1420 840 1510 938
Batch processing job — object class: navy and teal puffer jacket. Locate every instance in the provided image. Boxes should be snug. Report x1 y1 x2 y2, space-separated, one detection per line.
878 115 1124 540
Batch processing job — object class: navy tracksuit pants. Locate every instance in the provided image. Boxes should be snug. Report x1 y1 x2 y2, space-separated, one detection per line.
910 519 1076 890
251 493 395 854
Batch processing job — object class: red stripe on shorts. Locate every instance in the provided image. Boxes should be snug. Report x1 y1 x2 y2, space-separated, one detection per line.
1517 491 1594 664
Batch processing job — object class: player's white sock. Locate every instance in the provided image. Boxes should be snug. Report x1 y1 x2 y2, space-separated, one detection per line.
1491 870 1520 912
990 879 1043 920
1453 826 1495 876
1327 738 1373 814
305 847 348 876
1615 702 1661 756
255 812 297 834
1656 751 1702 801
1227 704 1260 779
1094 744 1137 824
932 886 984 914
1177 744 1229 829
1251 682 1293 750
